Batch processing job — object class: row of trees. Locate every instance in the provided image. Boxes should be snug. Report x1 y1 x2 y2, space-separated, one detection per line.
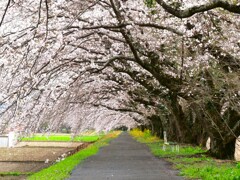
0 0 239 159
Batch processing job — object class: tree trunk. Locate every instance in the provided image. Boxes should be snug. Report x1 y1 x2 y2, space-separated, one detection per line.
204 101 238 159
189 103 209 145
169 93 193 143
210 136 236 159
148 115 164 138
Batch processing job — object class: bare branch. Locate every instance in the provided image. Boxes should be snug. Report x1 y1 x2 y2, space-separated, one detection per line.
156 0 240 18
0 0 11 27
44 0 49 39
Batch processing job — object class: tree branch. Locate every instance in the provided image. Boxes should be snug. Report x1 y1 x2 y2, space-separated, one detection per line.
0 0 11 27
93 56 135 73
45 0 49 39
93 103 144 115
156 0 240 18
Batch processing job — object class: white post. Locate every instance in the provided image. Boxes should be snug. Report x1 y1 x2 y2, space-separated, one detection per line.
8 132 16 147
206 137 211 150
176 145 180 152
163 131 167 144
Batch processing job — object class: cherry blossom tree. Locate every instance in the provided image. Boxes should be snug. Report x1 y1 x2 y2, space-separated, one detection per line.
0 0 239 159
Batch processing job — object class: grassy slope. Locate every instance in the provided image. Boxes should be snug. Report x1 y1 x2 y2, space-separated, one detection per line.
28 131 121 180
130 129 240 180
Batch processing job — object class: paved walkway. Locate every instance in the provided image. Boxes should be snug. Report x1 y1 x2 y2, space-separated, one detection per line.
68 133 184 180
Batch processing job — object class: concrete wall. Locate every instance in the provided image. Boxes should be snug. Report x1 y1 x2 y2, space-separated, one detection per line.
0 132 18 148
0 136 9 147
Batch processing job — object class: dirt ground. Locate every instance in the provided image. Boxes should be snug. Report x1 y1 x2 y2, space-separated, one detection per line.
0 142 89 179
0 147 75 162
0 175 27 180
0 161 49 172
16 141 83 148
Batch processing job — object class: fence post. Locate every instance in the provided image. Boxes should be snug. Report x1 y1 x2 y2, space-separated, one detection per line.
8 131 16 147
163 131 167 144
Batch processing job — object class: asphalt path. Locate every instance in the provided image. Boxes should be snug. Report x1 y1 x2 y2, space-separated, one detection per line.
68 132 184 180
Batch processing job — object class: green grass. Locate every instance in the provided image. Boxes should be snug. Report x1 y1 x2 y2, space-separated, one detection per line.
130 129 205 158
130 129 240 180
20 134 102 142
28 131 121 180
177 160 240 180
148 143 205 157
